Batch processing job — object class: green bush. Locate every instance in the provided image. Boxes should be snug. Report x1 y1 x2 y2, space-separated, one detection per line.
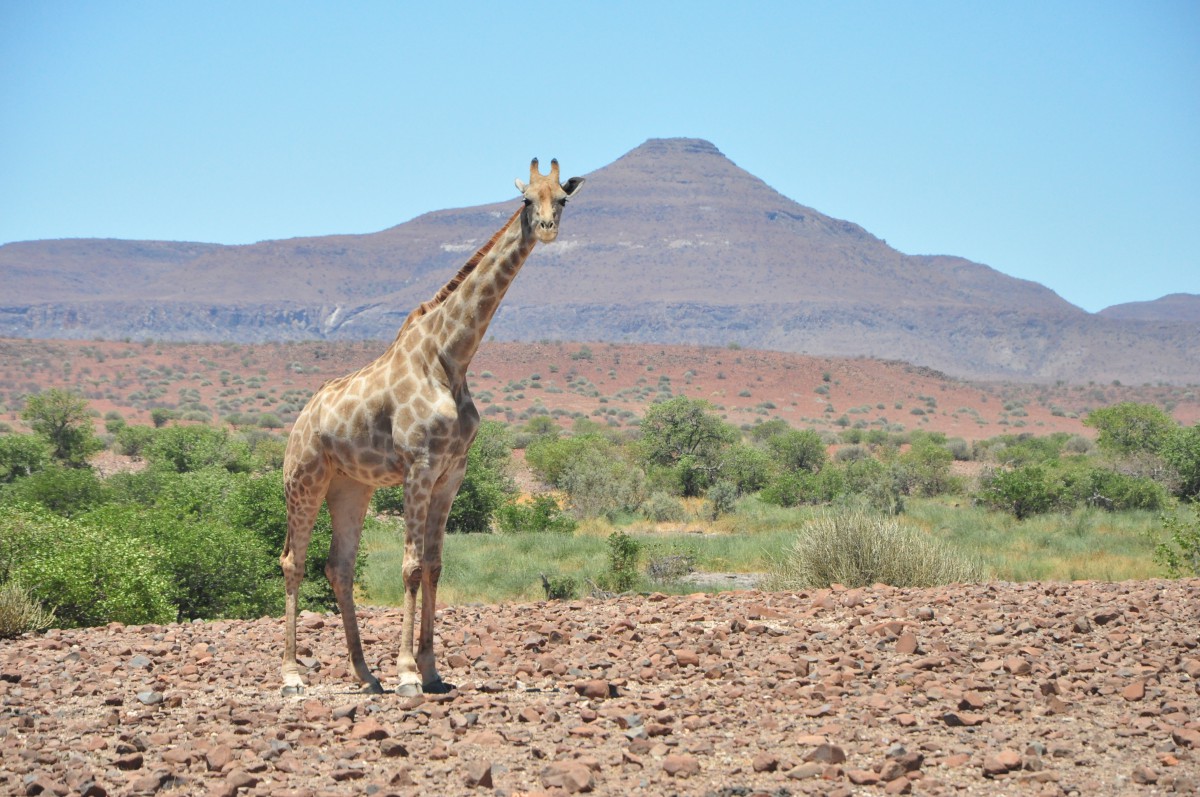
145 425 252 473
766 429 827 473
1 503 175 627
3 465 110 517
1162 424 1200 501
21 389 102 466
0 581 56 639
79 505 280 621
0 434 50 482
1155 506 1200 577
977 465 1062 519
561 444 646 520
540 574 579 600
638 397 737 497
767 507 983 589
599 531 642 592
496 494 577 534
114 425 156 457
639 491 688 523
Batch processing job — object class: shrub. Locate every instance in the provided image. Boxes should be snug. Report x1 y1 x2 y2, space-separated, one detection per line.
640 491 688 523
766 429 827 473
561 445 645 520
1 503 175 627
146 426 252 473
0 434 50 482
767 507 983 589
3 465 110 517
20 388 101 466
638 397 737 496
114 425 156 457
0 581 55 639
706 480 739 519
496 494 577 534
599 531 642 592
1085 402 1176 456
540 574 579 600
80 505 280 621
977 465 1061 519
1155 506 1200 577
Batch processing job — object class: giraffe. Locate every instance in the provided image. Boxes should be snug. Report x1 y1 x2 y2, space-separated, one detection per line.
280 158 584 696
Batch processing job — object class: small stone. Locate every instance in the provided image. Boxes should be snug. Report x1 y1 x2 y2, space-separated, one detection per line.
1121 680 1146 701
135 690 164 706
1131 766 1158 785
348 717 389 741
848 769 881 785
464 761 494 788
380 739 409 758
662 754 701 778
542 761 594 793
223 769 259 795
884 776 912 794
674 649 700 667
1073 616 1093 633
302 699 330 722
983 749 1022 777
787 762 824 780
1172 727 1200 749
128 655 152 670
1003 656 1031 675
115 752 144 771
942 711 987 727
895 633 919 655
752 752 778 772
573 680 612 699
805 744 847 764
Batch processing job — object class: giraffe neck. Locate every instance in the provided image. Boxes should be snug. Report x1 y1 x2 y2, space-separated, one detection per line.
401 205 536 381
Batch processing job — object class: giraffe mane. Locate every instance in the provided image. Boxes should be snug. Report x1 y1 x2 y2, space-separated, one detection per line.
396 205 525 336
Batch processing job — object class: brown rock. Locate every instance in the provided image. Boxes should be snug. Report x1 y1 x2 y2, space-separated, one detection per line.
573 680 612 699
982 749 1022 777
884 776 912 794
380 739 409 758
542 761 594 793
804 744 847 764
205 745 233 772
751 752 778 772
674 649 700 667
301 699 330 722
942 711 987 727
895 633 919 655
1121 680 1145 701
1131 766 1158 785
464 761 494 788
1003 656 1031 675
348 717 389 741
662 753 701 778
115 752 144 771
1172 727 1200 749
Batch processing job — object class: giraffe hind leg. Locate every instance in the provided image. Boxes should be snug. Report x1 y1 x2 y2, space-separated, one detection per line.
325 477 383 694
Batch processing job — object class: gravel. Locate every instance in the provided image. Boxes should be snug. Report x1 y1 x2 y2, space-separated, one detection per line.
2 579 1198 795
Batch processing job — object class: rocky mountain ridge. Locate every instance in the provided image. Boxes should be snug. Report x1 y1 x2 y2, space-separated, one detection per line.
2 138 1196 383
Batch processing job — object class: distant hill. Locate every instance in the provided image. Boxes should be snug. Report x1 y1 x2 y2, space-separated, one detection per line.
1098 293 1200 323
2 138 1197 384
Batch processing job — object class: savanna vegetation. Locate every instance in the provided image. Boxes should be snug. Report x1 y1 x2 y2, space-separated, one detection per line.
1 385 1197 639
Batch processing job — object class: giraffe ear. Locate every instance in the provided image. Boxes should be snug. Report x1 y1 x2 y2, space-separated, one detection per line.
562 177 585 196
514 178 528 194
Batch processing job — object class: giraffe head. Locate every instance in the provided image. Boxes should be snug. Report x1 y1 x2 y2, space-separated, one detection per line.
515 158 584 243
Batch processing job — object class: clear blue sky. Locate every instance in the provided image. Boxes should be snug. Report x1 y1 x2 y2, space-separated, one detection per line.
2 1 1196 312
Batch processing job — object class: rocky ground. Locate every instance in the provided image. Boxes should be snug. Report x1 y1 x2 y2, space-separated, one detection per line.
3 581 1199 797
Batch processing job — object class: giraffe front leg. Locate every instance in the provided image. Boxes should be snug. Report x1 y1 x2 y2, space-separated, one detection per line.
396 474 431 697
415 468 464 694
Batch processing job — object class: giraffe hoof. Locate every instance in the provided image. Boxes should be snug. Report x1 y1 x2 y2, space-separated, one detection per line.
395 683 422 698
423 678 455 695
281 684 305 697
361 681 385 695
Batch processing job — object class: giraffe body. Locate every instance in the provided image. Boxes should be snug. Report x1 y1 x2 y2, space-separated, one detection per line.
280 159 584 695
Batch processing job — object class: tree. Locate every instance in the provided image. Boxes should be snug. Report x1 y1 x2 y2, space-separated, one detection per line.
638 397 737 497
1084 403 1176 456
1162 424 1200 502
0 434 50 482
766 429 827 473
20 389 100 466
